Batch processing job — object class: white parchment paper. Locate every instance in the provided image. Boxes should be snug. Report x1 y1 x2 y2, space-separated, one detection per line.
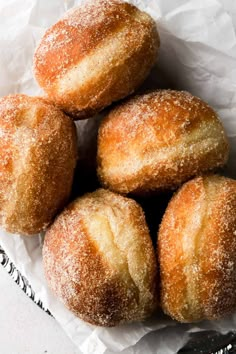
0 0 236 353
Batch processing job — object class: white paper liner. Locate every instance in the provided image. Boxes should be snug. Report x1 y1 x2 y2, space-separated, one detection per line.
0 0 236 353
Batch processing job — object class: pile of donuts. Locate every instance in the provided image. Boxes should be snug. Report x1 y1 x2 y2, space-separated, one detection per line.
1 0 236 327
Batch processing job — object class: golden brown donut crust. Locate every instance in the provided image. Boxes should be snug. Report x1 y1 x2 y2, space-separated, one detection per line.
97 90 229 195
33 0 160 119
43 189 158 326
0 94 77 235
158 175 236 322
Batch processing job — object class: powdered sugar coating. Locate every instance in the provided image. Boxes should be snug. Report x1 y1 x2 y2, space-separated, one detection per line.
158 175 236 322
97 90 229 195
33 0 160 119
0 94 77 235
43 188 158 326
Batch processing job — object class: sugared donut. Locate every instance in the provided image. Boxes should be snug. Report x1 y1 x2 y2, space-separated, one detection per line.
0 94 77 235
33 0 160 119
43 188 158 326
158 175 236 322
97 90 229 195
